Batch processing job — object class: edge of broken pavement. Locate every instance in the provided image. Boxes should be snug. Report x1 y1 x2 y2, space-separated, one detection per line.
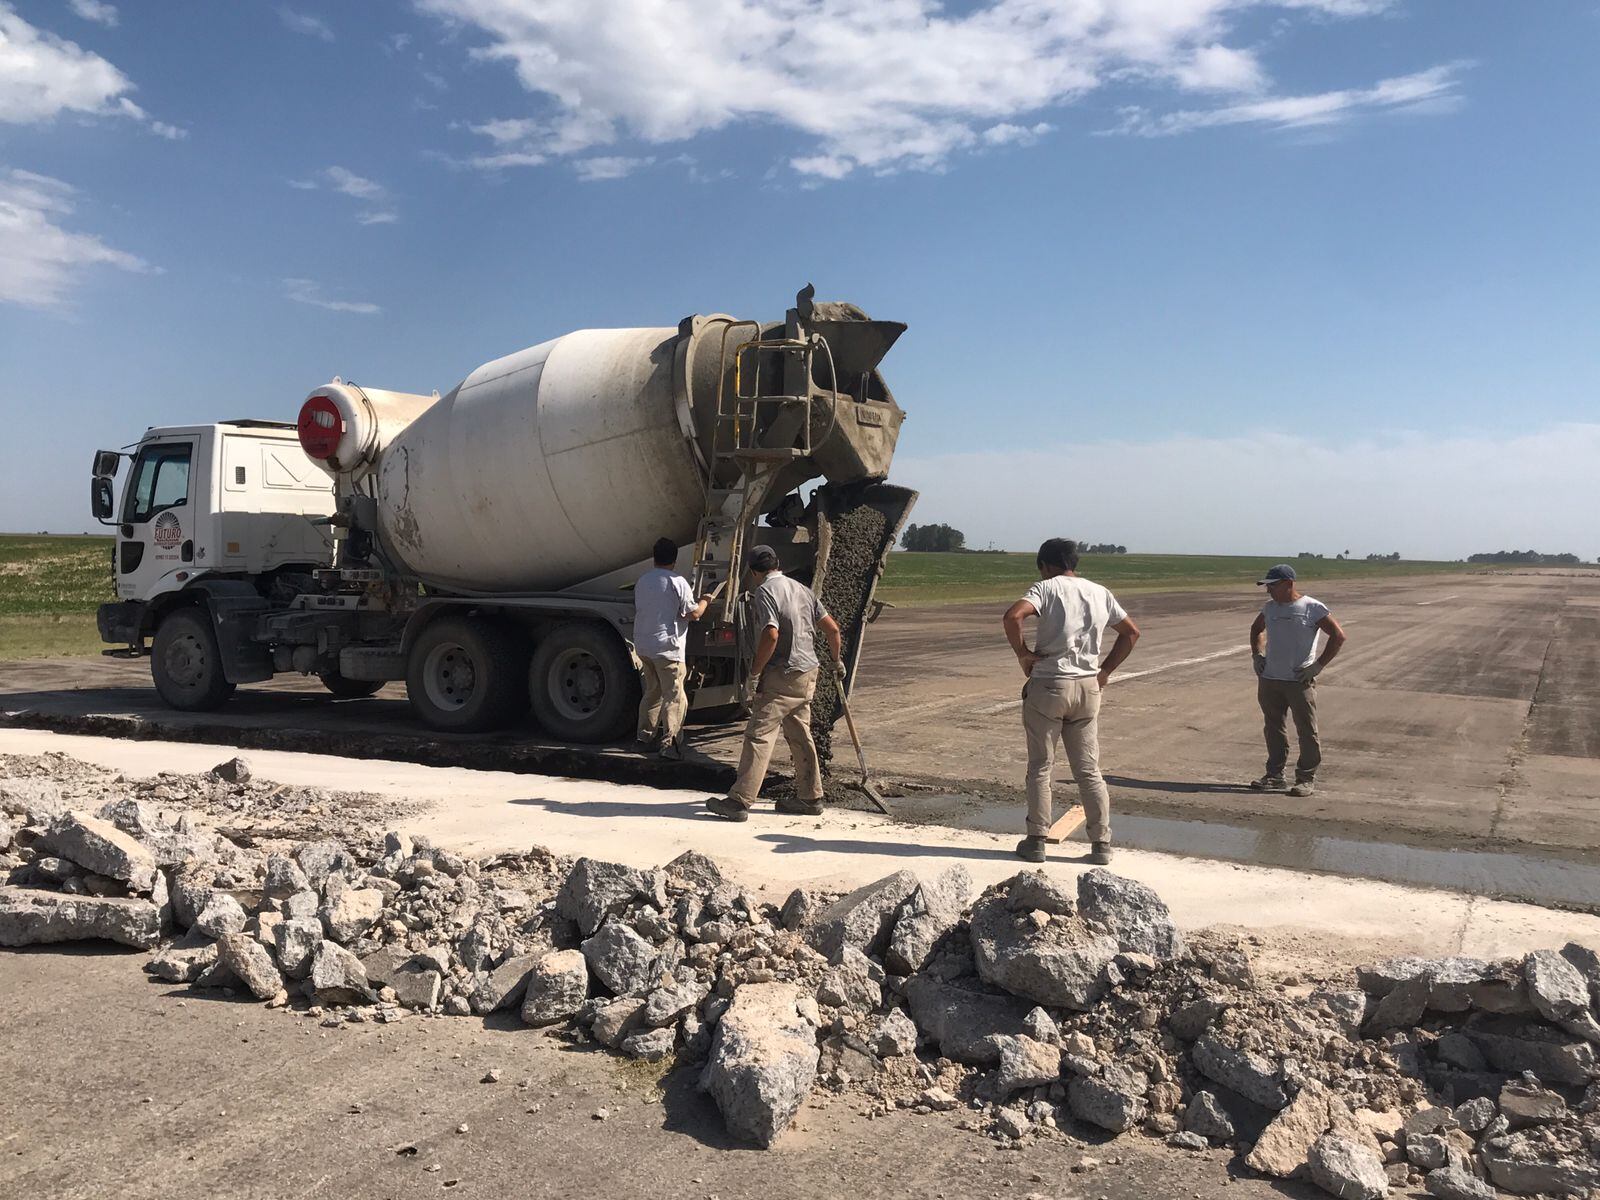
4 725 1597 963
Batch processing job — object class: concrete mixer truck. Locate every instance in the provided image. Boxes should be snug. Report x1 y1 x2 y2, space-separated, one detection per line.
90 287 917 746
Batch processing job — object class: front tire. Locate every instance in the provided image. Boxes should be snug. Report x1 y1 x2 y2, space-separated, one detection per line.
527 622 639 743
150 607 237 711
405 616 523 733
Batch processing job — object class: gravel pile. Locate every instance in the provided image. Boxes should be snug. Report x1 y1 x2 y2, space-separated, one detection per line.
2 752 1597 1194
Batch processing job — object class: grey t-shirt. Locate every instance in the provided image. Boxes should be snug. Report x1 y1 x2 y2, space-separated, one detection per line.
1261 595 1330 681
753 571 828 674
1022 575 1128 679
633 567 697 662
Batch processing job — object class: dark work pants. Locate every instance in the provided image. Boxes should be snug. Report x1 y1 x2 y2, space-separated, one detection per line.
1258 678 1320 782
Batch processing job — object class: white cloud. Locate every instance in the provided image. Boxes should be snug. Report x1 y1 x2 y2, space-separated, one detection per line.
283 278 380 314
0 167 153 310
68 0 118 28
980 122 1054 148
290 165 398 224
1109 63 1467 136
419 0 1442 179
0 4 181 135
572 155 651 181
892 425 1600 561
278 7 334 41
0 3 130 122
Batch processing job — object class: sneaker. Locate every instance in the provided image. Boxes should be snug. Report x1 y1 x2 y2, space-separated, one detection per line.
1249 775 1287 792
705 796 749 822
1089 842 1113 865
1016 836 1046 863
1287 781 1316 797
775 796 823 816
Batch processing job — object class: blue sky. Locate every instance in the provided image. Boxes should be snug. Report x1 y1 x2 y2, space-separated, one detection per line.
1 0 1596 558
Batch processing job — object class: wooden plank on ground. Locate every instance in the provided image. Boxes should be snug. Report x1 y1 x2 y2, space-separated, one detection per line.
1045 804 1085 844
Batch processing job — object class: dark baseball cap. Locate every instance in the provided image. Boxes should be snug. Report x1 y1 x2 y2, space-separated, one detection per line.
1256 563 1296 585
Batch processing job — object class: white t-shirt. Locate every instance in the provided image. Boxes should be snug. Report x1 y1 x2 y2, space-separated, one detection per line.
633 568 696 662
1021 575 1128 679
1261 595 1329 681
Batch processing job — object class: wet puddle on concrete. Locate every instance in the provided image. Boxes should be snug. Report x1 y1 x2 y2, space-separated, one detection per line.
890 794 1600 912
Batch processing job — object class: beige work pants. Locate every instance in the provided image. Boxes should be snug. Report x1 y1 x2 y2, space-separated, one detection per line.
1022 676 1112 843
728 668 822 808
637 656 688 745
1258 677 1320 782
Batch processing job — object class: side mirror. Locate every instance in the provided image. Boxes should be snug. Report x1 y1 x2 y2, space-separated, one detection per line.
92 450 120 478
91 477 115 521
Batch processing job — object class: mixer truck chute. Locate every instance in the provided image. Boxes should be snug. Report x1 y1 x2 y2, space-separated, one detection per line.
92 289 917 746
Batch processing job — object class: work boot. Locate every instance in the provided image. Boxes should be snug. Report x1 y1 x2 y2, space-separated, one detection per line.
1287 781 1316 797
635 733 659 754
1249 775 1287 792
705 797 749 822
775 796 823 817
1089 842 1113 865
1015 836 1046 863
657 737 683 762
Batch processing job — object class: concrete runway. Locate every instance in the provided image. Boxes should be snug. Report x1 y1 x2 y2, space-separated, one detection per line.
3 569 1597 906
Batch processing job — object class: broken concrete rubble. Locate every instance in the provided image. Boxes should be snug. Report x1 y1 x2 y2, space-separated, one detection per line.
5 749 1600 1178
0 886 160 949
42 812 157 894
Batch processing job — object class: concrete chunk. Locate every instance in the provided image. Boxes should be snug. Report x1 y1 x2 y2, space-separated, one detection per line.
1307 1133 1388 1200
521 949 589 1026
556 858 667 937
216 932 285 1001
0 886 159 949
1192 1034 1288 1110
808 869 920 961
1077 869 1183 960
44 811 157 893
700 983 819 1147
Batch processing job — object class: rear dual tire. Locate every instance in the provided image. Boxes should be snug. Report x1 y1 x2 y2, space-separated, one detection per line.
405 617 529 733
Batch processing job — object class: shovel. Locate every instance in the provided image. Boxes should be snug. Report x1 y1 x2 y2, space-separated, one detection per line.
833 674 892 816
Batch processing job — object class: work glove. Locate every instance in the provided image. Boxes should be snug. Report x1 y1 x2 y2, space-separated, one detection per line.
1252 653 1266 678
1296 662 1323 684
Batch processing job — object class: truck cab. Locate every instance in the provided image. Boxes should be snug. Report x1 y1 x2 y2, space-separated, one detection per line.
92 422 337 702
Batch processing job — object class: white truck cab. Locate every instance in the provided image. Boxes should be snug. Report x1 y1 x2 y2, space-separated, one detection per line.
92 422 337 704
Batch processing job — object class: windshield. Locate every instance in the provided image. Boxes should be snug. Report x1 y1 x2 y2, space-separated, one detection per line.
124 443 192 523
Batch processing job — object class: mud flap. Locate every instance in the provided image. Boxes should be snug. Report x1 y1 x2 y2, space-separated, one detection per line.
807 481 917 761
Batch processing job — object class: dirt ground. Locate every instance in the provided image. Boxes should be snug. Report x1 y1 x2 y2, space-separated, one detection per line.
0 947 1337 1200
3 570 1597 899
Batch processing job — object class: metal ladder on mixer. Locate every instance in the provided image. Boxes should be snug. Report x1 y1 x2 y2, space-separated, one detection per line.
690 323 822 623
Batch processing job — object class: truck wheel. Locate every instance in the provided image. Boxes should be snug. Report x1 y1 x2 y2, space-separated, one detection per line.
318 671 383 700
151 607 237 711
406 616 522 732
528 622 639 743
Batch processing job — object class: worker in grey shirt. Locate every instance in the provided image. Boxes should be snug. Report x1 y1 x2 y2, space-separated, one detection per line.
1003 538 1140 864
633 537 710 759
707 544 842 821
1248 563 1347 797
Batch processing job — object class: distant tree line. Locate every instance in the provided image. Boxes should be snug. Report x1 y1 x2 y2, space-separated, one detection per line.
1081 543 1127 555
1365 552 1402 561
1467 550 1584 565
901 523 966 552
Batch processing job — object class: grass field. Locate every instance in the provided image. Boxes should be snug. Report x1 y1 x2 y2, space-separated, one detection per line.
875 550 1484 607
0 534 114 659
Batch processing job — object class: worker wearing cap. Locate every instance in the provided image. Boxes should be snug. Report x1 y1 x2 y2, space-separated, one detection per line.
634 537 711 759
1003 537 1141 865
1248 563 1347 797
706 545 842 821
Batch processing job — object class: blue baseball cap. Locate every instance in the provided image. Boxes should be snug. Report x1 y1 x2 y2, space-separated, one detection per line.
1256 563 1296 585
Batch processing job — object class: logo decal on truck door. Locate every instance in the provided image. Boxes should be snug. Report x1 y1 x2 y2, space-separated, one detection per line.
153 510 183 549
